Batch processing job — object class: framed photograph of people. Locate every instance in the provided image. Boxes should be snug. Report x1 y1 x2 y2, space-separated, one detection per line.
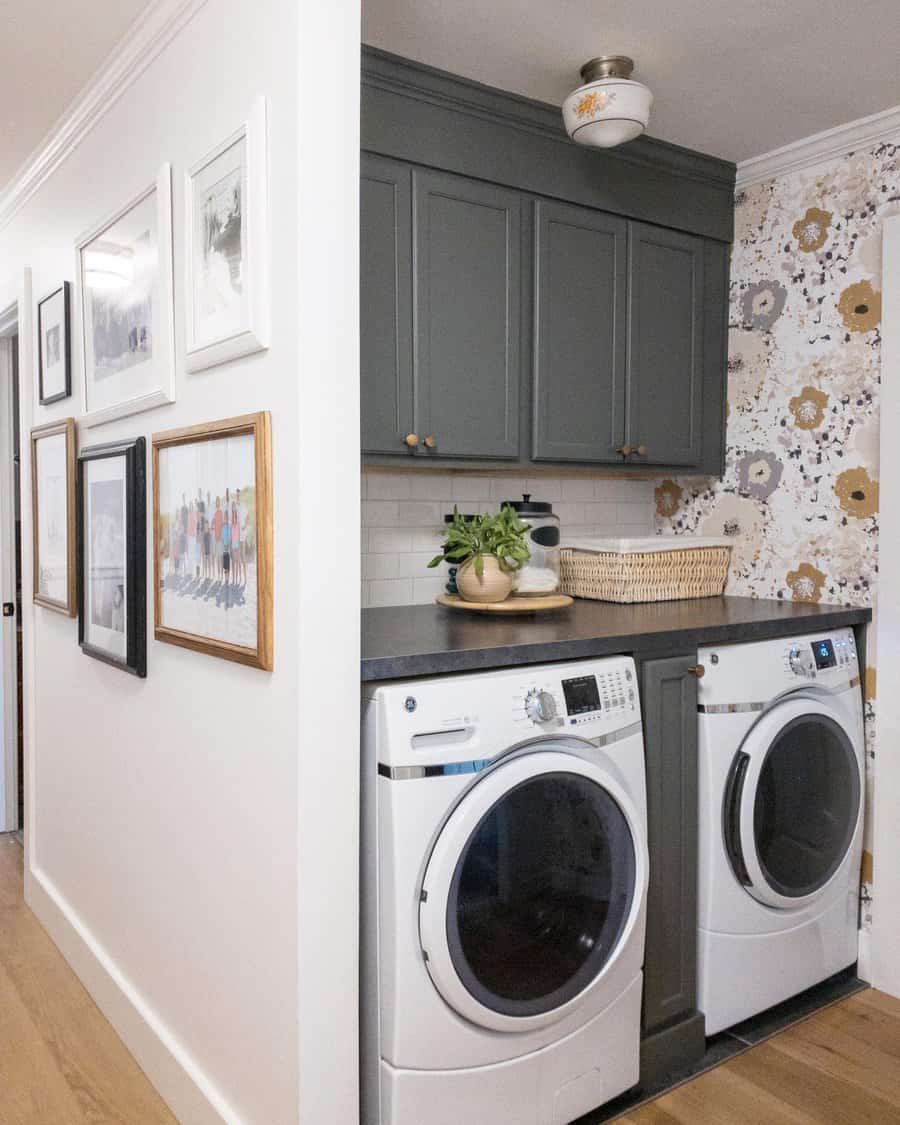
31 418 76 615
152 412 272 670
184 97 269 373
37 283 71 404
77 437 146 676
76 164 175 427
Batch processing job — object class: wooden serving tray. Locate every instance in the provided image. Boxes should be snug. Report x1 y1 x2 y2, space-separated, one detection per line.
436 593 574 614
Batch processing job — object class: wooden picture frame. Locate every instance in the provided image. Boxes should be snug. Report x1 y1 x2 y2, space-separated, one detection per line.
37 282 71 405
77 437 147 676
76 164 176 427
31 418 77 615
184 96 270 373
152 411 272 670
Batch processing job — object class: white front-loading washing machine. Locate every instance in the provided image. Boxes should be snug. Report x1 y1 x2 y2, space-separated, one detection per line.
361 657 649 1125
696 627 864 1035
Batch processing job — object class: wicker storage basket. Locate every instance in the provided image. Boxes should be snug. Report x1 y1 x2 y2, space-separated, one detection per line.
559 537 732 604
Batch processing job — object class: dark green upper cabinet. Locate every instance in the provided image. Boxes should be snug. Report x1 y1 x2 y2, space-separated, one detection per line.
413 170 521 460
360 155 413 456
625 224 705 467
532 201 627 463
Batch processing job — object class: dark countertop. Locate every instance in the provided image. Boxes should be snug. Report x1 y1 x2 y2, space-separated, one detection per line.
361 596 871 681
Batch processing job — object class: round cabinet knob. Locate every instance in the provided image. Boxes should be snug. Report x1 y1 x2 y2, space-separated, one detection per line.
687 664 706 679
403 433 419 448
423 435 437 450
616 445 633 457
789 646 816 679
635 444 648 456
525 690 557 724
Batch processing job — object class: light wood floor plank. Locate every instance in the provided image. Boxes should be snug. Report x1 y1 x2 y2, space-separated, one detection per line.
0 835 178 1125
621 986 900 1124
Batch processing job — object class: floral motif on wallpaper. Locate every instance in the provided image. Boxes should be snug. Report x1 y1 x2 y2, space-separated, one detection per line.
655 139 899 927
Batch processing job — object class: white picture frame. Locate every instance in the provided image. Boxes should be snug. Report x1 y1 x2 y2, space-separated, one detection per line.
76 164 176 428
184 96 270 373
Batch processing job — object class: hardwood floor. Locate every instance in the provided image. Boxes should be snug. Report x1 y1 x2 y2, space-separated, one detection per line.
0 833 177 1125
618 989 900 1124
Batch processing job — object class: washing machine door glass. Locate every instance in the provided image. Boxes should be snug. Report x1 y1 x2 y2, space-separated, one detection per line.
724 698 861 909
419 749 644 1031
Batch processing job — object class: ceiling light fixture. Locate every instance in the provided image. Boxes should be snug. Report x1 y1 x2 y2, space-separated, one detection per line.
562 56 653 149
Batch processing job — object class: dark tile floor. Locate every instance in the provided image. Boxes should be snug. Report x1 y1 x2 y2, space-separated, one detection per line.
576 966 866 1123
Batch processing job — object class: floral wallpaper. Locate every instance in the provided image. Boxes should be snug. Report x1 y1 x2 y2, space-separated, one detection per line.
655 138 900 930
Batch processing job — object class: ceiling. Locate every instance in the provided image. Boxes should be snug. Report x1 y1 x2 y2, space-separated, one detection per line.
0 0 151 192
363 0 900 163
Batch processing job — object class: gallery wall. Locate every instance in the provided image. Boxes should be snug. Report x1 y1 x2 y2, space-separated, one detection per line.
655 137 900 965
0 0 361 1122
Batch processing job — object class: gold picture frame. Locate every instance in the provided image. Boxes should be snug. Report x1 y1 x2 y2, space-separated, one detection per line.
152 412 272 670
31 417 77 615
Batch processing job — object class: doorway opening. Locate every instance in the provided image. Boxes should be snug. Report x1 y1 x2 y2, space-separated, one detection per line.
0 306 24 841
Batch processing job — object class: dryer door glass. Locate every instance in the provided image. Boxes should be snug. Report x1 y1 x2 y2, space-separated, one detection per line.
445 771 636 1018
752 714 860 898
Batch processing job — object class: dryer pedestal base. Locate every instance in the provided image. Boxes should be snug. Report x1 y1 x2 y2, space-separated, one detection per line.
699 895 858 1035
380 974 642 1125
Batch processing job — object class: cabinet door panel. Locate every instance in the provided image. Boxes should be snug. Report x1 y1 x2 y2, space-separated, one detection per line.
641 654 699 1034
533 201 627 462
360 155 413 455
627 224 704 467
414 170 521 459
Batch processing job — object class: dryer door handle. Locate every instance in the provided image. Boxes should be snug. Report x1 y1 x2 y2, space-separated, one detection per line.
723 751 752 887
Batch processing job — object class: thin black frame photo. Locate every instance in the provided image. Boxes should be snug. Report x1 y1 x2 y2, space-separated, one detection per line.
77 436 147 677
37 281 72 405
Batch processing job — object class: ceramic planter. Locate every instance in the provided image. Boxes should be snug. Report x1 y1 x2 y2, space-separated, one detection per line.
456 556 513 603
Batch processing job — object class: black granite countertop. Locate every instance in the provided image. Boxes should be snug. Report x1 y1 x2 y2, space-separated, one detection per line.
361 596 871 681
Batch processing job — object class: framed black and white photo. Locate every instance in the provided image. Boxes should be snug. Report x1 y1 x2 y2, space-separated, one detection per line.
76 165 175 427
77 437 146 676
37 283 71 404
31 418 76 615
184 97 269 373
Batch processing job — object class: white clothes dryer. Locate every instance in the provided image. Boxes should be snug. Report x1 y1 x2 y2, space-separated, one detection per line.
361 657 649 1125
696 628 864 1035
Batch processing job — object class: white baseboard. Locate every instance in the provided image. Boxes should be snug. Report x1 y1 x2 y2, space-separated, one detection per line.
26 865 242 1125
857 927 873 984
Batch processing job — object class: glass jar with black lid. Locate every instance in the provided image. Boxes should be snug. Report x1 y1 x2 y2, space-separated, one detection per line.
502 494 560 595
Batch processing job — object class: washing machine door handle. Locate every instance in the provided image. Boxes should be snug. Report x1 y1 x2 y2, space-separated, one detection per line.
722 750 752 888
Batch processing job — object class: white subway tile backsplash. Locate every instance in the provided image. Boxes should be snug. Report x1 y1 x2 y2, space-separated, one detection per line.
366 472 412 500
361 469 658 607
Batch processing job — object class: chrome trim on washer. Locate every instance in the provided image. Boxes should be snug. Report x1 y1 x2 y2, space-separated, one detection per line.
698 675 863 714
379 721 644 780
378 759 493 781
587 721 643 748
698 702 766 715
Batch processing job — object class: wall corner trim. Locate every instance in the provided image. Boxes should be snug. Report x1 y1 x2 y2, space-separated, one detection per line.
736 102 900 189
0 0 210 233
27 864 241 1125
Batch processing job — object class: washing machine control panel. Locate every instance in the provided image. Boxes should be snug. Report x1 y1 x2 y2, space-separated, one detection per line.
518 665 637 727
784 634 856 679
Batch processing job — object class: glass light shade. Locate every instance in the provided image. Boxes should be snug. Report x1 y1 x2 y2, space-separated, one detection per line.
562 78 653 149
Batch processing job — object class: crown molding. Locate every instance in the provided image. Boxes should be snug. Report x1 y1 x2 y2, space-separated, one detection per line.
0 0 209 233
736 102 900 189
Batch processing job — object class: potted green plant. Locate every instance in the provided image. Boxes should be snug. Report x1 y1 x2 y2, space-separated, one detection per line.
428 506 531 603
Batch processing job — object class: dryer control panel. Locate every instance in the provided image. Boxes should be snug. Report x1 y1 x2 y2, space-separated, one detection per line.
784 633 856 679
515 662 638 729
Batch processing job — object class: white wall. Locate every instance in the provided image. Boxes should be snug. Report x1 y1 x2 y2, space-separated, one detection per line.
873 215 900 998
0 0 360 1122
362 469 656 606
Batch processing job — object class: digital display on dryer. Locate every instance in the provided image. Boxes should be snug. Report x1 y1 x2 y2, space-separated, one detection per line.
812 639 836 670
562 675 601 716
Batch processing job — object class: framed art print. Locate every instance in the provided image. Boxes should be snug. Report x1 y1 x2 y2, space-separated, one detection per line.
37 283 71 404
152 412 272 670
184 97 270 373
76 165 175 427
31 418 76 615
77 437 146 676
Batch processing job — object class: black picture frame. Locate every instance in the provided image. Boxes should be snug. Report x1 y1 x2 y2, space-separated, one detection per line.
77 436 147 677
37 281 71 405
